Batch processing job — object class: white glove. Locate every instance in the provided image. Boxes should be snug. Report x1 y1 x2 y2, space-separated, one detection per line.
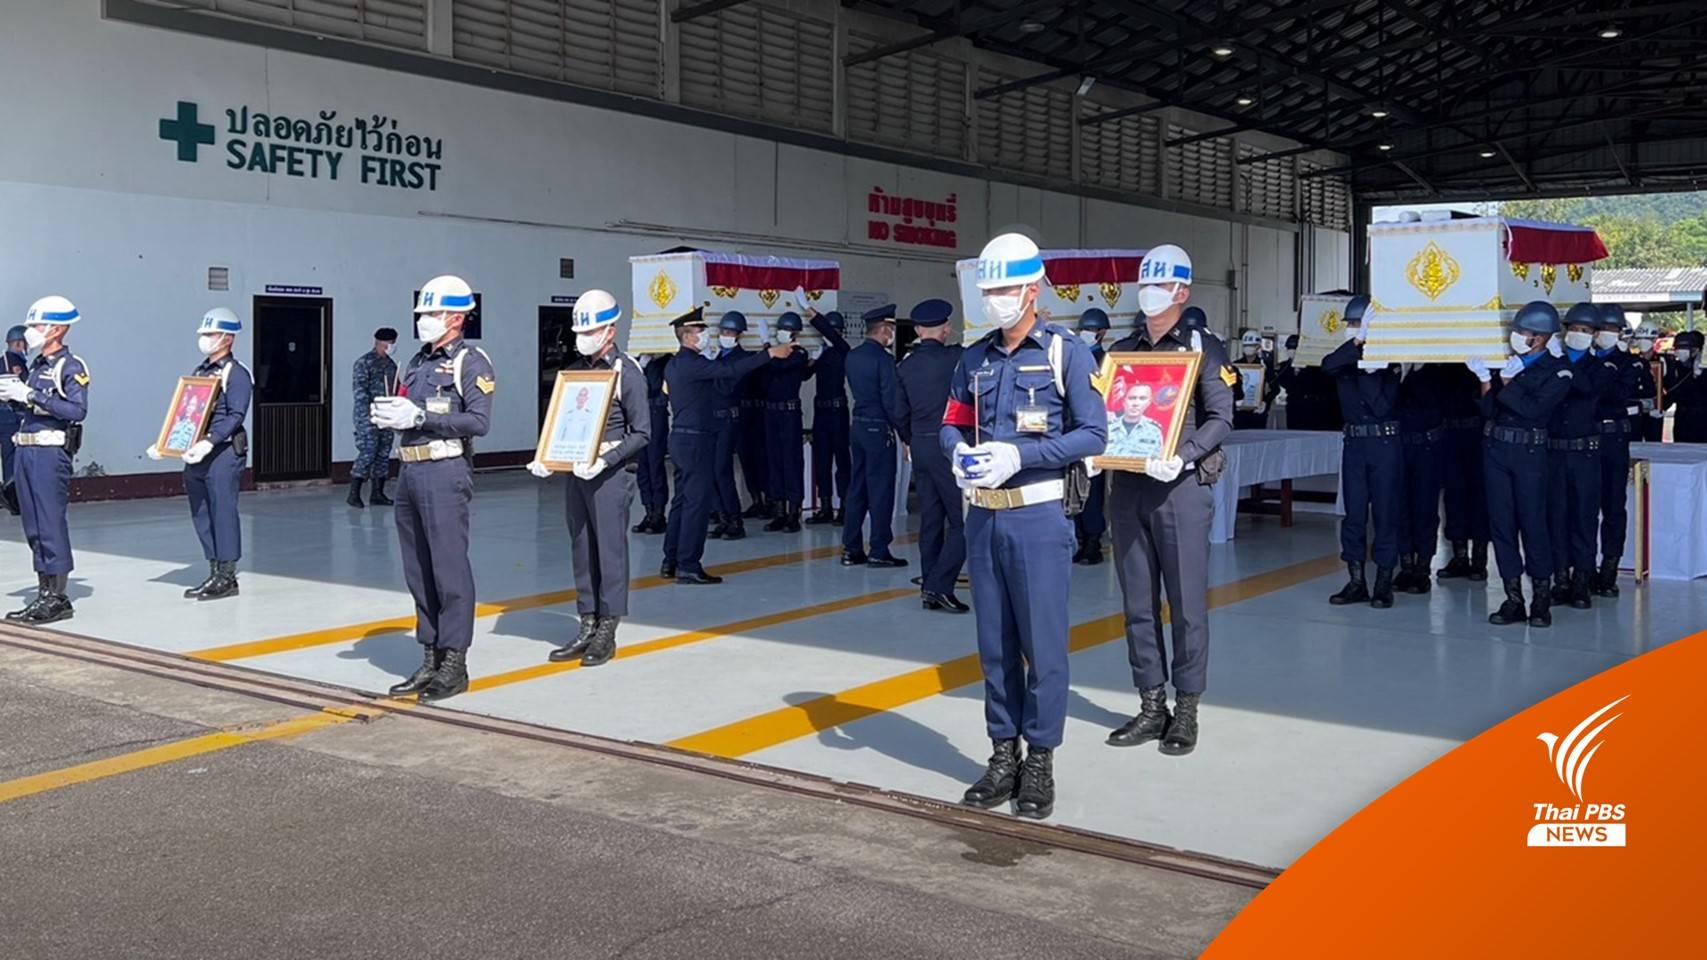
966 441 1021 489
1082 456 1102 479
181 439 214 465
757 318 770 344
371 396 423 430
1500 356 1526 380
810 346 823 361
951 441 990 487
0 379 30 404
526 460 552 478
1256 401 1268 415
572 457 609 481
794 287 815 315
145 444 164 461
1649 408 1666 419
1145 455 1184 482
1465 357 1490 383
1546 335 1564 358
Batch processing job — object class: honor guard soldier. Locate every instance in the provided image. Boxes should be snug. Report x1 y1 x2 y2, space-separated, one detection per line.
632 350 671 534
735 315 772 525
1631 324 1666 442
1546 305 1618 610
1667 331 1707 443
145 308 252 601
805 308 851 524
373 275 493 701
527 290 650 666
945 233 1105 819
0 297 90 623
348 327 399 507
1591 304 1651 596
1103 245 1233 758
1322 296 1403 609
1393 364 1450 594
841 304 907 567
895 298 967 613
1 326 28 514
1464 301 1573 629
1275 333 1344 432
1435 363 1490 581
1072 308 1110 565
1231 330 1277 429
710 311 755 540
762 313 809 532
660 310 786 583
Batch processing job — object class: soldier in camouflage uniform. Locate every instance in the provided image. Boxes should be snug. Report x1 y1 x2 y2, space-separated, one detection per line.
348 327 399 507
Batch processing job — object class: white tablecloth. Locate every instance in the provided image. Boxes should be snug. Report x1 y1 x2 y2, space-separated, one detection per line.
1626 442 1707 580
1210 430 1344 544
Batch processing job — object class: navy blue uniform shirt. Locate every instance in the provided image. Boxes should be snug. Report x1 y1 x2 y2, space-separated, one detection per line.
846 338 903 427
895 339 963 446
398 338 493 446
1322 339 1400 425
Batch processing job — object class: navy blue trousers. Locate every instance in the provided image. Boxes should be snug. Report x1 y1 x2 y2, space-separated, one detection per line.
1109 473 1213 694
1074 476 1106 546
1598 437 1631 565
663 431 715 573
567 467 635 616
713 413 741 515
914 452 965 594
966 501 1074 749
842 418 896 557
811 403 850 510
1483 438 1552 582
1339 436 1403 568
636 403 669 514
184 442 242 562
764 407 805 505
1441 424 1489 543
1547 447 1602 574
738 400 767 501
15 446 73 574
1400 436 1443 559
394 458 475 651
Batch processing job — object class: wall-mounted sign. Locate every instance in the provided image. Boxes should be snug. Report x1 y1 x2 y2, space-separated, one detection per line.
158 100 444 192
865 187 958 249
264 284 324 296
550 295 578 305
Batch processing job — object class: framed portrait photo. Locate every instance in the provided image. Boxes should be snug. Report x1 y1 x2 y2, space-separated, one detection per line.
1234 363 1268 411
1092 352 1202 473
535 369 617 470
155 376 222 458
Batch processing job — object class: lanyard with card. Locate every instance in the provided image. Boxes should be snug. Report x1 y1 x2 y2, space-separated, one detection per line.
1015 384 1047 433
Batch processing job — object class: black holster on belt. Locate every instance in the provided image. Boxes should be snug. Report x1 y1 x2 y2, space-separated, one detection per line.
1196 448 1226 486
1063 461 1090 516
231 428 249 459
64 423 83 457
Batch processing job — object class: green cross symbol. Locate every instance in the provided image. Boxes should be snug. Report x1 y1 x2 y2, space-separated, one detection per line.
159 100 216 162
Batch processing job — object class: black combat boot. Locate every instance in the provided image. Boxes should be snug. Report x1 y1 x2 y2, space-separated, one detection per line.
388 646 441 696
1405 554 1431 594
345 478 365 508
743 496 769 520
658 559 677 579
1080 542 1103 565
1 481 17 516
1392 554 1416 593
1528 577 1553 628
804 506 835 525
420 649 469 702
962 738 1020 809
1107 685 1171 747
369 479 393 506
184 560 219 599
782 504 802 533
1593 558 1620 598
24 574 75 624
1159 692 1200 756
1569 570 1593 610
549 614 598 662
1551 572 1571 605
6 573 55 623
1014 746 1055 820
1328 562 1369 605
197 561 239 601
1468 541 1489 582
764 506 790 532
723 517 747 541
581 617 618 667
706 513 727 540
1488 578 1528 626
1371 567 1394 609
1437 541 1472 579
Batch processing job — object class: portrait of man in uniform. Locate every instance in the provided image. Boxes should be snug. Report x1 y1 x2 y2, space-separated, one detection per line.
537 371 616 469
1105 381 1165 458
156 376 221 457
1093 353 1201 472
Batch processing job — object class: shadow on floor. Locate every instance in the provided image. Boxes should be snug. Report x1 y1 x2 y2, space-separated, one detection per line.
785 691 986 785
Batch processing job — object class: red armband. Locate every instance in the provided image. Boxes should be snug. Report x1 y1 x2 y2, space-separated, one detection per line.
942 397 974 427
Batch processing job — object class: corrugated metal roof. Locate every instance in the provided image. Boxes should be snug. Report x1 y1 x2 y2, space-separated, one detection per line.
1592 268 1707 297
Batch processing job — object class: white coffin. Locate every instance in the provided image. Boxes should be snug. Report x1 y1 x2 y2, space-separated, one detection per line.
628 251 840 354
1295 292 1355 366
1363 216 1605 367
955 249 1148 338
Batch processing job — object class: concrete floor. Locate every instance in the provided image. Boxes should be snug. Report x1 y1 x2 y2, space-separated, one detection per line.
4 470 1700 869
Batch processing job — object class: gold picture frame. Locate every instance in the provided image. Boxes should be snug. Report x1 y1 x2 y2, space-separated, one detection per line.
1092 352 1203 473
155 376 222 458
1234 363 1268 411
535 369 617 470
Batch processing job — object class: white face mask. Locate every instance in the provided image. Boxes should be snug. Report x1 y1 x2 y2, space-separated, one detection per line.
775 330 794 345
982 293 1026 329
1563 331 1593 352
24 327 48 351
1344 326 1362 342
1137 284 1177 318
1676 349 1693 363
1241 344 1259 358
1634 339 1654 354
575 329 608 356
1510 331 1533 354
1594 331 1620 351
417 314 448 343
197 334 224 356
1077 330 1098 345
718 334 738 350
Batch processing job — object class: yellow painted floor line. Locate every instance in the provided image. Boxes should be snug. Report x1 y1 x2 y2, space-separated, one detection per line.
0 708 370 805
466 586 918 694
667 553 1345 758
190 535 917 663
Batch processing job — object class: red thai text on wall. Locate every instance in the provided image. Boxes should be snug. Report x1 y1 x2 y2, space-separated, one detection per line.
866 187 957 248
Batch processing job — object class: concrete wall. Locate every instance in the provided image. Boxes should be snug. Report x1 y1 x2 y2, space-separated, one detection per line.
0 0 1348 479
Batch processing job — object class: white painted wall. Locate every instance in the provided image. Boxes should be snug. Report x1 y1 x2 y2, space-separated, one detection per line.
0 0 1346 477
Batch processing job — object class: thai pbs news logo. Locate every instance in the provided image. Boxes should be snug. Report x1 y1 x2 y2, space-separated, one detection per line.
1528 696 1628 847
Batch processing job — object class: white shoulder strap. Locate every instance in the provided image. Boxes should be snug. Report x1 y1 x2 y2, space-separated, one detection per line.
1191 330 1204 352
1047 331 1065 396
48 356 72 398
452 346 492 395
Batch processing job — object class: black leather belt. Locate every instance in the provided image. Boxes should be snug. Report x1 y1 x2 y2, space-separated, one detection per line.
1443 416 1481 430
766 400 801 411
1343 421 1400 439
1485 423 1549 446
671 427 710 436
1599 419 1632 435
1548 436 1601 452
1402 426 1444 445
739 398 762 408
713 408 738 420
852 415 888 424
815 398 847 409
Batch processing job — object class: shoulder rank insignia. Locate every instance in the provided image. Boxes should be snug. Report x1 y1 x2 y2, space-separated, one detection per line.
474 375 496 394
1219 365 1239 387
74 372 91 386
1090 355 1115 396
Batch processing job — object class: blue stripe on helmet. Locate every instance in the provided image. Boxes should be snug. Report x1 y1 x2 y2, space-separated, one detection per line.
1171 264 1192 281
437 293 475 310
589 303 620 323
39 309 79 322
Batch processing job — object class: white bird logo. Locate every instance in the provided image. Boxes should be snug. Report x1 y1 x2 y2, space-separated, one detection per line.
1536 695 1628 802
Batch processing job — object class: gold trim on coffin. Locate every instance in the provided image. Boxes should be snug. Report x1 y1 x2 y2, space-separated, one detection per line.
757 289 780 308
1405 241 1461 300
1510 262 1530 281
1539 264 1557 295
1370 295 1503 313
648 270 678 310
1052 284 1082 302
1099 282 1122 307
1369 336 1508 346
709 284 739 299
1567 263 1584 283
1317 309 1343 335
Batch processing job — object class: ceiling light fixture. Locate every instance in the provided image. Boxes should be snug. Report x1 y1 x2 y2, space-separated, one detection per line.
1598 25 1622 39
1236 95 1255 106
1378 143 1393 151
1479 149 1497 158
1211 44 1235 57
1076 75 1097 96
1370 108 1389 118
1019 19 1047 34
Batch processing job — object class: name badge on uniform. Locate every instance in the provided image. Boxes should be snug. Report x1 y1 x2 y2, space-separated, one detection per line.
426 397 452 415
1015 387 1048 434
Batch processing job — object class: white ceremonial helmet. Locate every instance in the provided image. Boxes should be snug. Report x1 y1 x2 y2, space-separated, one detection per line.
572 289 621 332
973 233 1046 289
1137 244 1193 286
25 295 81 326
414 275 475 314
198 307 242 335
1240 330 1262 348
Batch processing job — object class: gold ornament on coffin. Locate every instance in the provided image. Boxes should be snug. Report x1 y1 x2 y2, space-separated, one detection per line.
1405 241 1461 301
648 270 678 310
1540 264 1557 295
1566 263 1584 283
805 289 825 302
1099 282 1122 307
1511 262 1530 281
1052 284 1082 303
1319 309 1343 335
758 289 780 309
709 285 739 300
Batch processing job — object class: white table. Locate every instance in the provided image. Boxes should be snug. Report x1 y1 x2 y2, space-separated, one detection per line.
1211 430 1344 544
1626 443 1707 580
